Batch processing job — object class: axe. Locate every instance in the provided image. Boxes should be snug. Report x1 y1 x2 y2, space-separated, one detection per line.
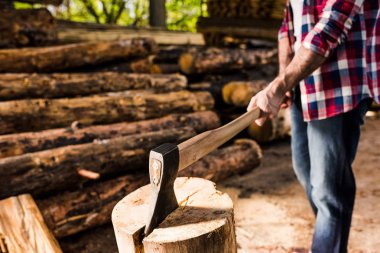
145 107 262 235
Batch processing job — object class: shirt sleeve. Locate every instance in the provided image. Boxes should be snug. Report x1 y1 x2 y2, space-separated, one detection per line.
302 0 364 57
278 1 291 40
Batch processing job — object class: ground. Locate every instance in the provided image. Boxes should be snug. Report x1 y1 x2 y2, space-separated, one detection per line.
219 116 380 253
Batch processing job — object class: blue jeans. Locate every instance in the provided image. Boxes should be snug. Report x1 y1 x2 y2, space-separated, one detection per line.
291 98 371 253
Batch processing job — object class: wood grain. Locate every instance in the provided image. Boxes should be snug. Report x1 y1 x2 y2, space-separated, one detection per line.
0 194 62 253
112 177 237 253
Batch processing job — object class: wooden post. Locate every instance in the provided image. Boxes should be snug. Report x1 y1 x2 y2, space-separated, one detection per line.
112 177 237 253
149 0 166 29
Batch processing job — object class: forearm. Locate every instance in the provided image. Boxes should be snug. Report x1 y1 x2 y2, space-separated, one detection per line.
278 38 293 75
273 45 326 94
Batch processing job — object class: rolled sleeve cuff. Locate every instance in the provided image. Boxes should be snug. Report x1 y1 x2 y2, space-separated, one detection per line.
302 30 331 58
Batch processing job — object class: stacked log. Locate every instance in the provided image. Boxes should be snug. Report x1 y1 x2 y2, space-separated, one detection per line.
179 47 278 74
199 0 285 45
0 90 213 134
207 0 286 20
0 111 219 158
0 38 157 72
106 45 194 74
222 80 269 107
197 17 282 45
0 8 57 48
0 127 197 198
0 72 187 100
37 139 262 238
59 225 117 253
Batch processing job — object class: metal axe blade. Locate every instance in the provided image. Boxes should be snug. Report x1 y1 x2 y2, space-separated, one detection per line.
144 143 179 236
144 107 261 236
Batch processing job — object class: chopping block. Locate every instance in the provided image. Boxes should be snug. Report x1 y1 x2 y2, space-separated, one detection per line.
112 177 237 253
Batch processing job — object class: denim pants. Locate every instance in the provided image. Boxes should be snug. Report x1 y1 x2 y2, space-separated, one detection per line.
291 98 371 253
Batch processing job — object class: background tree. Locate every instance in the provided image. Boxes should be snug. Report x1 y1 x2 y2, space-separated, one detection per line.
13 0 207 31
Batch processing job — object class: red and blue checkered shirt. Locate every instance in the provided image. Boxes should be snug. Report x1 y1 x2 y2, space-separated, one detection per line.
279 0 380 121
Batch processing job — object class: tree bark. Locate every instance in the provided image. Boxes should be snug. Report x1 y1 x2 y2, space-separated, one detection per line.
179 47 278 74
0 111 220 158
36 139 262 238
0 8 56 48
112 177 237 253
205 0 285 19
59 225 118 253
0 90 214 134
0 72 187 100
0 38 157 73
0 194 62 253
154 45 190 63
222 80 268 107
197 17 282 44
0 128 196 199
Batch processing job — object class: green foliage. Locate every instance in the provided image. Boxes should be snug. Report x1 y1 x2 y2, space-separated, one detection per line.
14 0 206 31
166 0 206 32
51 0 149 26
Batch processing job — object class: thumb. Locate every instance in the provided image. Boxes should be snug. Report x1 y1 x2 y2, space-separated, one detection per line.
247 96 257 111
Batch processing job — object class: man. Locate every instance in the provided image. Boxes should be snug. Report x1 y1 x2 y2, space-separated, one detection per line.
247 0 380 252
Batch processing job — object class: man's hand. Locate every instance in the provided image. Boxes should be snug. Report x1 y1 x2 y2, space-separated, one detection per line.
247 76 287 126
281 91 293 109
247 44 326 126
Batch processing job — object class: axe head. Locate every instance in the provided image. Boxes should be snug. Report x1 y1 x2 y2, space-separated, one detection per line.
144 143 179 236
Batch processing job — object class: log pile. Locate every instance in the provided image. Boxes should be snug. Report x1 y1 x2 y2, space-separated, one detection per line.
198 0 285 45
207 0 286 20
0 12 289 252
0 38 157 73
0 8 57 48
0 72 187 100
179 47 278 75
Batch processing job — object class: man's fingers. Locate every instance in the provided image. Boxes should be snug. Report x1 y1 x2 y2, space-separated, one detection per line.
255 115 268 126
285 91 292 97
268 112 278 119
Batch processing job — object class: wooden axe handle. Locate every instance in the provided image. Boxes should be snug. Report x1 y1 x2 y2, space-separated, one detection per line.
177 107 261 171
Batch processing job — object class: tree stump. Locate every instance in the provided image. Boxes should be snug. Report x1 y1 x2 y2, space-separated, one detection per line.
112 177 237 253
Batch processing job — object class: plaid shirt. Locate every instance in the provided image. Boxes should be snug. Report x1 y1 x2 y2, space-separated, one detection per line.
279 0 380 121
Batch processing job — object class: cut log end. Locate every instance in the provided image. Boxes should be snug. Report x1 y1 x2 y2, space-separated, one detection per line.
179 52 195 75
112 177 237 253
222 80 268 107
